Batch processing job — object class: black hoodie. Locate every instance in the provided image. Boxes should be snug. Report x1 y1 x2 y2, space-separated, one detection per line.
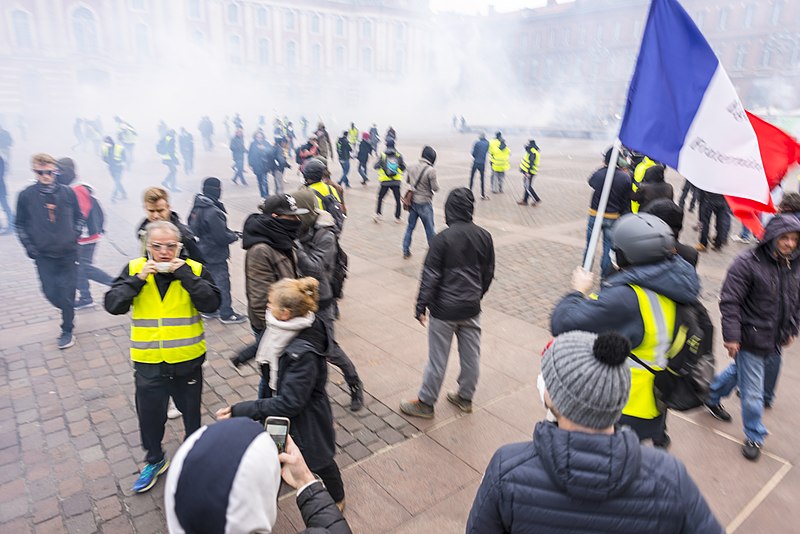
416 188 495 320
187 194 238 264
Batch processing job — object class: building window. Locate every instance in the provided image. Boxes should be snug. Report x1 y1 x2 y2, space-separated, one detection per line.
743 5 755 29
258 39 270 65
228 3 240 24
770 2 783 26
192 30 204 46
257 7 269 28
310 13 321 34
229 34 242 64
335 17 345 37
395 49 405 75
188 0 201 20
595 24 604 44
734 44 747 69
562 27 571 46
396 22 405 41
361 19 372 39
578 25 587 45
72 7 98 53
11 10 33 49
548 29 555 47
760 46 771 68
361 47 372 72
718 7 729 30
131 0 146 11
285 10 296 31
335 45 345 68
286 41 297 70
311 43 322 69
135 23 151 57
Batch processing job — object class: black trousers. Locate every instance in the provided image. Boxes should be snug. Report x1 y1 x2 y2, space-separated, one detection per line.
35 255 77 333
76 243 113 302
469 162 485 196
318 304 360 389
619 411 669 447
699 197 731 248
135 363 203 464
205 261 233 318
522 174 541 203
678 180 697 211
315 462 345 503
376 183 401 219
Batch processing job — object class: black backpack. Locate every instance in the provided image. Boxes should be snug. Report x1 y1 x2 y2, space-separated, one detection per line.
312 185 345 234
383 153 400 177
85 193 105 236
329 231 348 299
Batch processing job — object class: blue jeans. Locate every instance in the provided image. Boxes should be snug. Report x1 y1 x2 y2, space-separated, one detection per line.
402 202 436 255
339 159 350 187
708 349 779 444
584 215 616 277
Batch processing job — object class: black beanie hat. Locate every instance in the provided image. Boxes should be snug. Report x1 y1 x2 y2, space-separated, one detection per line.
421 146 437 165
202 177 222 200
56 158 76 185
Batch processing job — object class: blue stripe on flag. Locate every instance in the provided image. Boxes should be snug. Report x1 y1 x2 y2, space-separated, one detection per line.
619 0 719 168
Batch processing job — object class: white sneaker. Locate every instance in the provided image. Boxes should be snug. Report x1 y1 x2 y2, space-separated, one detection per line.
731 235 751 244
373 214 383 223
167 398 182 419
394 217 403 224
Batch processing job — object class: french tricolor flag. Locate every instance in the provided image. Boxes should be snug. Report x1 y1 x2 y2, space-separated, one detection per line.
620 0 774 209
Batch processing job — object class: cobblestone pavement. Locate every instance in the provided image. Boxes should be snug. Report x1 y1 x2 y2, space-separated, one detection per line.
1 133 798 533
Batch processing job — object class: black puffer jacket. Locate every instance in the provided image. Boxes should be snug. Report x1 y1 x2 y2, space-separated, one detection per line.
467 422 722 533
187 194 238 264
720 215 800 355
416 188 494 321
231 317 336 472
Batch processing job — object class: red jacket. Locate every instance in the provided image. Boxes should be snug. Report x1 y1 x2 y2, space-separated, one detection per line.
72 184 101 245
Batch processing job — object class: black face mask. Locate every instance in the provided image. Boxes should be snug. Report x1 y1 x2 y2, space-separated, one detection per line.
264 217 301 251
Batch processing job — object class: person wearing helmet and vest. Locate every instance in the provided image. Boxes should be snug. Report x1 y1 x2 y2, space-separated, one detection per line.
517 139 541 206
551 213 701 448
104 220 220 494
488 131 510 194
631 154 657 213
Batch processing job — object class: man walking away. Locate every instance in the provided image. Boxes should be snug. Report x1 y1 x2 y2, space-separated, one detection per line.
271 137 290 195
15 153 82 349
402 146 439 259
102 136 127 202
230 128 247 186
369 124 380 152
357 132 373 185
400 188 495 418
705 215 800 461
373 139 406 223
469 133 489 199
248 131 272 199
336 131 352 188
488 132 510 194
157 129 180 192
104 221 220 493
517 139 541 206
467 331 722 533
694 190 731 252
57 158 113 310
187 177 246 324
631 164 672 211
0 154 15 234
198 116 214 152
178 128 194 175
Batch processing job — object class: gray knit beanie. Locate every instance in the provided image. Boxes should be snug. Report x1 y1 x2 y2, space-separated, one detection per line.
541 331 631 429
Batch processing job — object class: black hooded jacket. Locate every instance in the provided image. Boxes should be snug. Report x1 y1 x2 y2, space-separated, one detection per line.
15 182 82 259
720 215 800 355
187 194 238 264
631 165 673 210
416 188 495 320
231 317 336 472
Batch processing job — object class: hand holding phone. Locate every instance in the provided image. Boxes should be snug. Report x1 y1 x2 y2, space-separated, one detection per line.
277 435 316 490
265 416 290 453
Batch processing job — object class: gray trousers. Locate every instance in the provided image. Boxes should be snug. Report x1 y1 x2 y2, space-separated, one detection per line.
272 170 285 195
418 315 481 406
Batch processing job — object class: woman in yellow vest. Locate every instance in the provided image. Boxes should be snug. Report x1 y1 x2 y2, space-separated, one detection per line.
550 214 701 449
488 131 510 194
104 221 220 494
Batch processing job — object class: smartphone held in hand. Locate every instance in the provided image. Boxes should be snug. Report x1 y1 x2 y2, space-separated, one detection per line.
265 416 290 453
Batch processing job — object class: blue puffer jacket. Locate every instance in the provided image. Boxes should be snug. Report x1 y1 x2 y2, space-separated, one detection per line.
467 422 722 533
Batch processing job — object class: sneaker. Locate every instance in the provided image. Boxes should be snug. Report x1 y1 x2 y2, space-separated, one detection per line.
201 312 219 320
399 399 434 419
694 243 707 252
446 391 473 413
373 214 383 223
57 331 75 350
481 195 489 200
516 201 527 206
653 433 671 449
220 313 247 324
74 299 95 310
742 439 762 461
131 458 170 493
731 235 751 244
167 398 182 419
403 252 411 259
336 498 346 513
349 381 364 412
705 402 732 422
394 217 402 224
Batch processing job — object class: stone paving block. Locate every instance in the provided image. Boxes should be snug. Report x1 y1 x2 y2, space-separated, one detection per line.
64 511 96 534
377 427 405 445
35 516 66 534
61 493 92 518
0 495 29 522
100 515 134 534
343 441 372 462
33 497 61 524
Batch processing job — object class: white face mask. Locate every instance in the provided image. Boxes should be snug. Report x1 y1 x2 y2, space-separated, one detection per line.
536 373 557 423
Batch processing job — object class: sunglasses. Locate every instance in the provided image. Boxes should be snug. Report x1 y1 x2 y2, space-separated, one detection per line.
148 242 181 252
33 169 58 176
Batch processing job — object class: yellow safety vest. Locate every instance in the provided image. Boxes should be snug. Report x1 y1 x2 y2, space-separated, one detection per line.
377 153 404 182
308 181 342 211
160 135 175 161
489 139 510 172
347 128 358 145
128 257 206 365
623 284 681 419
631 157 656 213
103 144 125 164
520 148 540 175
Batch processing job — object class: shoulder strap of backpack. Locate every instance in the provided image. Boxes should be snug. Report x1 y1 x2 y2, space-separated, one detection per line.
628 352 657 375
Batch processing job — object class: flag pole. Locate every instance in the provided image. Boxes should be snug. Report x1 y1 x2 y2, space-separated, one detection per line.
582 138 622 272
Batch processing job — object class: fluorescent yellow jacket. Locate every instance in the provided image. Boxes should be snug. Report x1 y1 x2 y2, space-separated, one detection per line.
631 157 656 213
128 257 206 364
377 152 404 182
347 127 358 146
489 139 511 172
103 144 125 165
308 181 342 211
520 148 540 175
623 284 679 420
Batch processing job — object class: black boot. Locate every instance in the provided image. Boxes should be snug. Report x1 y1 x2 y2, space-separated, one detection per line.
349 381 364 412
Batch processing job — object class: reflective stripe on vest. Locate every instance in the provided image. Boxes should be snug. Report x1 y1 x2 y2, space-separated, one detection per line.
104 144 124 164
520 148 540 174
631 157 655 213
622 284 676 419
128 257 206 364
